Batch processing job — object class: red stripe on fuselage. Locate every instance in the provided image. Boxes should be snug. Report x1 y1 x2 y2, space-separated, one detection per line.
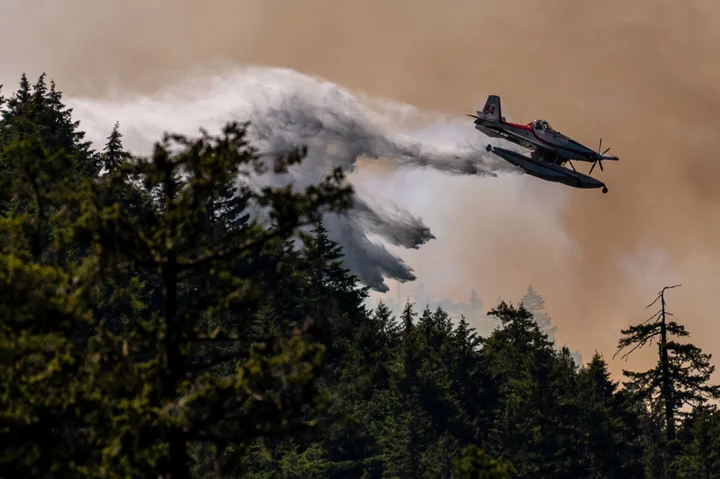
505 121 532 132
497 120 592 157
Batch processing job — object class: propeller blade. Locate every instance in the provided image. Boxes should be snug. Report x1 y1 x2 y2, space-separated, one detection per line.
590 137 609 174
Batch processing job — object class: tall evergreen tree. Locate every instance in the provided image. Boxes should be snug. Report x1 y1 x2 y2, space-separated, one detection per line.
43 121 351 477
616 286 720 443
0 198 99 477
519 285 556 342
0 74 100 261
100 121 131 173
616 285 720 478
4 73 720 479
378 302 432 477
0 75 108 476
1 74 96 177
673 404 720 478
577 352 645 478
481 302 592 478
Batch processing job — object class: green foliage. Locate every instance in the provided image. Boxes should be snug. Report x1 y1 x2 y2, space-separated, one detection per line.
618 319 720 419
2 72 720 478
71 121 352 477
454 445 515 479
673 405 720 478
616 285 720 470
100 122 131 173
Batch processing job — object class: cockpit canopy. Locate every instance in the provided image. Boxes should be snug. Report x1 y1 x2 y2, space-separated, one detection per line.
531 119 554 132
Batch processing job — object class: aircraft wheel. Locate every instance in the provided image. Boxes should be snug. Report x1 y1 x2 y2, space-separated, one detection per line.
486 144 492 152
602 186 608 194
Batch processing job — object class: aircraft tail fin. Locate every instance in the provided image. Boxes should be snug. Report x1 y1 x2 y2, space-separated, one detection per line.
477 95 502 122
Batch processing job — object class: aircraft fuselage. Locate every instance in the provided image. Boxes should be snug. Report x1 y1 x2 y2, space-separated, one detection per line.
474 118 604 163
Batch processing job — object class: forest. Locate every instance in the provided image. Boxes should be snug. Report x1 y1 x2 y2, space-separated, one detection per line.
1 74 719 479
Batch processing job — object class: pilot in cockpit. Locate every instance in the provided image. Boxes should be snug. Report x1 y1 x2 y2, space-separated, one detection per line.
533 120 554 133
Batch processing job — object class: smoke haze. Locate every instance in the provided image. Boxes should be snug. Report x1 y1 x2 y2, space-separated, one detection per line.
69 66 512 292
1 0 720 377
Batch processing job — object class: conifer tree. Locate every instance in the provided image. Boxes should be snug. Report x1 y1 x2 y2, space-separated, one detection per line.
379 302 433 477
0 99 100 476
5 73 720 478
577 352 645 477
673 405 720 478
65 121 353 477
616 286 720 443
0 74 100 261
100 121 131 173
469 289 484 315
0 216 97 477
481 302 591 478
519 285 556 342
1 74 96 177
454 445 516 478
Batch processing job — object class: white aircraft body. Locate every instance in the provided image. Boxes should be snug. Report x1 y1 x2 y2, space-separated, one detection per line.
469 95 619 193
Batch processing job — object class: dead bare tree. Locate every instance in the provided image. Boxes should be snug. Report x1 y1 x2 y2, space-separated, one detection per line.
615 285 719 443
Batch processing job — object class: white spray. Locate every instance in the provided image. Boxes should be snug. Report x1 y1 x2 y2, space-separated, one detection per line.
68 66 520 292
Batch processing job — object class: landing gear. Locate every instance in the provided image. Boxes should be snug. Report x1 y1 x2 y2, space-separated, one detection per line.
602 186 608 194
485 144 492 152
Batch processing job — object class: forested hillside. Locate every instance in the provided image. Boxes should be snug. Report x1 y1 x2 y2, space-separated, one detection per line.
1 74 720 478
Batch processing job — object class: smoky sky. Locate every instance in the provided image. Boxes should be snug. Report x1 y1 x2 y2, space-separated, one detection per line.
1 0 719 375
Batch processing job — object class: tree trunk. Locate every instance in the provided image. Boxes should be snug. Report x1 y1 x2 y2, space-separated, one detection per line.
163 166 191 479
163 248 192 479
659 293 675 442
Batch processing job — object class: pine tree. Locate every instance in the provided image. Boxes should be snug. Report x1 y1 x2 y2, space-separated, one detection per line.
64 121 353 476
0 74 100 261
616 286 720 443
674 405 720 478
616 286 720 478
6 71 720 478
452 316 492 440
519 285 556 342
0 214 98 476
378 302 433 477
0 78 114 476
302 220 367 310
469 289 484 315
100 121 131 173
481 302 590 478
577 352 645 478
1 74 96 177
468 289 495 336
454 445 516 478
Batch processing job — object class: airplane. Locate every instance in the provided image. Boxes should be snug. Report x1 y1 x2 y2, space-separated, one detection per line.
468 95 618 193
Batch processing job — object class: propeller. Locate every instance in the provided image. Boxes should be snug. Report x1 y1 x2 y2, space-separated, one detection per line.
589 137 612 175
